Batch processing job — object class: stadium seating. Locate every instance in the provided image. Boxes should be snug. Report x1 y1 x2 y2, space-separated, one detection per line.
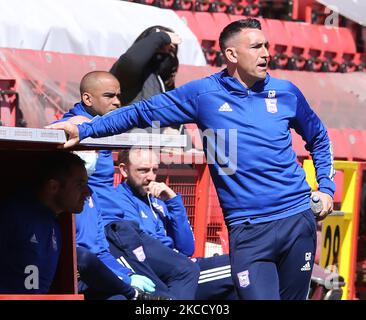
290 129 309 161
342 129 366 161
282 21 311 70
264 18 291 69
327 128 353 161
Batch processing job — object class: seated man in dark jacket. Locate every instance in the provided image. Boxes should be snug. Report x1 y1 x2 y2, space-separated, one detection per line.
0 152 89 293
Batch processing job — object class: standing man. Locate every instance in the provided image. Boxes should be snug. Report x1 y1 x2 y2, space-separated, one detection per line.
0 152 90 293
47 18 335 299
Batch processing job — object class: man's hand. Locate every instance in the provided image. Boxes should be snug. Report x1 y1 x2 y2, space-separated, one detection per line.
311 191 334 221
147 181 176 201
165 31 182 46
130 274 156 293
45 121 80 148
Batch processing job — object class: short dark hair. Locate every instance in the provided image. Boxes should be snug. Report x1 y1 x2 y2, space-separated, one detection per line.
117 149 130 166
134 25 174 43
35 151 85 189
117 147 158 166
219 18 262 53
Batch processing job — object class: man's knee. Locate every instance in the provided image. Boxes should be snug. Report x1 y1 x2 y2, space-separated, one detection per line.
76 247 100 271
179 257 200 280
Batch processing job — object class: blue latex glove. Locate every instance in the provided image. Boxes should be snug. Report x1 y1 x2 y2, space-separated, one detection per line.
130 274 156 293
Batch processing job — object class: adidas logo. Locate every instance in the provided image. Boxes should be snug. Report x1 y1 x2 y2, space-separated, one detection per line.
301 261 311 271
218 102 233 112
140 210 148 219
30 233 39 244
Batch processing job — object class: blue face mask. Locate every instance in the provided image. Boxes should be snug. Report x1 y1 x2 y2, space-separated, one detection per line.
73 151 98 177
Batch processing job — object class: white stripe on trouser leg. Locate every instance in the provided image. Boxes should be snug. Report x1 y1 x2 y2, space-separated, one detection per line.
198 265 232 284
199 270 232 280
199 265 231 275
117 256 135 273
198 273 232 284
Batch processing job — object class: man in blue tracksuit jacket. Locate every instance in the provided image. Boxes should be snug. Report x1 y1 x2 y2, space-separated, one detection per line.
59 71 118 212
75 188 172 300
102 148 237 300
0 152 89 293
49 19 335 299
57 71 168 299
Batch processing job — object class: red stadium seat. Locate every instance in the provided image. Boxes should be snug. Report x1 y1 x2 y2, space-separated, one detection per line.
341 128 366 161
228 14 249 23
210 12 232 49
193 12 219 64
315 25 343 71
291 129 310 161
172 0 195 10
337 27 358 71
333 169 344 206
176 10 218 64
217 229 229 254
303 23 327 71
327 128 352 161
283 21 310 70
176 10 203 41
193 11 217 44
264 18 291 69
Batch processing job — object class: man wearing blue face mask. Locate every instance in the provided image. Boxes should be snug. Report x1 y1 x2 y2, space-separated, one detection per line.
57 71 121 210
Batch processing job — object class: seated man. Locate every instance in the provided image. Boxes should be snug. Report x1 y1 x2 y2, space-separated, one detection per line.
56 71 195 299
55 69 175 299
74 163 169 300
58 70 120 211
72 147 161 300
0 151 89 293
103 148 237 300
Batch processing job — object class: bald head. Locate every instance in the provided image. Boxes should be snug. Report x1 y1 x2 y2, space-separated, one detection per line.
80 71 118 96
80 71 121 116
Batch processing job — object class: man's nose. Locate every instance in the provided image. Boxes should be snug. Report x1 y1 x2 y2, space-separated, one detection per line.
146 170 156 181
261 45 270 58
112 95 121 106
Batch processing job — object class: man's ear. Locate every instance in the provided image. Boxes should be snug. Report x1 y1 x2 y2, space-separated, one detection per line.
118 163 128 180
82 92 93 107
46 179 61 195
224 47 238 64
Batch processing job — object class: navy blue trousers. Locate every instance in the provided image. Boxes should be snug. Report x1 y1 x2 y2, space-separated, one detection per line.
229 209 317 300
76 246 134 300
195 255 238 300
105 220 237 300
105 220 199 299
105 221 187 299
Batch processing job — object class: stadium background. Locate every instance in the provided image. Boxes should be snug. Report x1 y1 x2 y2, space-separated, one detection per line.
0 0 366 300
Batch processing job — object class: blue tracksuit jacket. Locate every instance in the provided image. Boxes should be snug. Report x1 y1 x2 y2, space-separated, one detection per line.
59 104 132 284
0 193 61 293
102 182 195 257
58 103 115 209
78 70 335 226
75 192 132 284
